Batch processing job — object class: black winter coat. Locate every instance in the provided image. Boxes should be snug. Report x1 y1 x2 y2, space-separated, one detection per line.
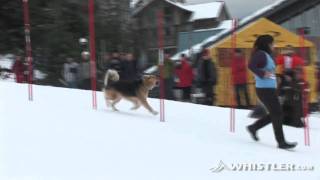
197 58 217 86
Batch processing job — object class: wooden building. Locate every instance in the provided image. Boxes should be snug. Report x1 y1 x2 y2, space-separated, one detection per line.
132 0 230 64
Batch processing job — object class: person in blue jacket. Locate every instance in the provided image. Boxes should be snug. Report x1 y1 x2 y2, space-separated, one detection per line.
247 35 297 149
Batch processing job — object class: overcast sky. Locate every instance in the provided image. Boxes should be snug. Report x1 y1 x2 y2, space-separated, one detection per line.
187 0 280 18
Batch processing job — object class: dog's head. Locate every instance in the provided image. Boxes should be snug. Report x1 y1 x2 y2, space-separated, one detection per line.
142 75 158 90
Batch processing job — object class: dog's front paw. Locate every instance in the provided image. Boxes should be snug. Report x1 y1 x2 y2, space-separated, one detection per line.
151 111 159 115
112 107 119 112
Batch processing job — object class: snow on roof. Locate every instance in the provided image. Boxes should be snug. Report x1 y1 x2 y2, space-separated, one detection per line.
173 0 289 56
239 0 288 26
202 0 288 46
171 42 203 60
181 2 224 21
171 19 233 60
133 0 224 21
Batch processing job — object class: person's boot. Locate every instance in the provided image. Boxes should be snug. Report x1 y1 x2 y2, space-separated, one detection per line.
278 141 298 149
247 125 259 141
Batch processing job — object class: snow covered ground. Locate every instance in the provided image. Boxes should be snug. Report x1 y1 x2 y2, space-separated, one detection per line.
0 81 319 180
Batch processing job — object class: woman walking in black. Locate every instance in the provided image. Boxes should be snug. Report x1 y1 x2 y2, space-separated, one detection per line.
247 35 297 149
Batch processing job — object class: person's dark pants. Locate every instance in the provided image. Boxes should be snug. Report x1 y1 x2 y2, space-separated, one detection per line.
67 81 77 88
176 86 192 101
164 78 174 100
201 83 214 105
80 79 91 90
249 88 286 144
234 84 251 107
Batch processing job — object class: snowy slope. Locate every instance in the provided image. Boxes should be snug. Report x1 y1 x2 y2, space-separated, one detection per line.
0 81 320 180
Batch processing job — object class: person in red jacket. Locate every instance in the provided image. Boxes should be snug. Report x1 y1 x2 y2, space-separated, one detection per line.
11 55 26 83
231 49 251 108
175 54 194 101
276 46 304 74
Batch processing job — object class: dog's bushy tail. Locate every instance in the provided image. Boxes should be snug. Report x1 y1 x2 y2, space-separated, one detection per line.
104 69 120 87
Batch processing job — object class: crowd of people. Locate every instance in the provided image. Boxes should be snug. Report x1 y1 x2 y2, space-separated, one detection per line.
162 49 217 105
61 49 219 106
6 45 320 111
61 52 140 90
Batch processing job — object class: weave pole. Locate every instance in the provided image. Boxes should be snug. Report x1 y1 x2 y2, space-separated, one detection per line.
230 18 238 133
22 0 33 101
157 10 165 122
299 28 310 146
88 0 97 109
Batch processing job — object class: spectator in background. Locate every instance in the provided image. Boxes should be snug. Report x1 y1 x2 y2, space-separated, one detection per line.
197 49 217 105
79 52 91 90
163 53 175 100
175 54 194 101
231 49 251 108
276 45 304 74
63 58 79 88
122 53 140 81
107 51 124 79
101 53 111 71
12 55 26 83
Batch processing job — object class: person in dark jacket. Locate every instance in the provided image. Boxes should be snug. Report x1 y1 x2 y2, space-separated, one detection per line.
12 55 26 83
79 53 91 90
231 49 251 108
107 52 124 79
122 53 140 81
162 53 175 100
197 49 217 105
247 34 297 149
175 54 194 101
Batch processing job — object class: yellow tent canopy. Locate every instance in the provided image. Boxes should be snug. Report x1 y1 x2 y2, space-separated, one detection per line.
212 18 314 49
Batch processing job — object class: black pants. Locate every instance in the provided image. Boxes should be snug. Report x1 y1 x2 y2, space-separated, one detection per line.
249 88 285 144
177 86 191 100
234 84 251 107
164 78 174 100
201 83 214 105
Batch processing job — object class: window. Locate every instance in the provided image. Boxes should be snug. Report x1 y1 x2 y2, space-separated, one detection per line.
164 6 173 25
164 7 172 16
165 27 172 36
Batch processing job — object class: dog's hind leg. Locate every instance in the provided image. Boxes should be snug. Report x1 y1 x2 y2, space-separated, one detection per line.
105 98 111 107
140 98 158 115
111 97 121 111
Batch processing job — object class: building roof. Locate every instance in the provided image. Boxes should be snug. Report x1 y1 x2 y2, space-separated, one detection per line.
132 0 225 21
171 0 303 59
202 0 320 48
178 2 224 21
172 19 233 60
202 0 290 48
215 18 314 48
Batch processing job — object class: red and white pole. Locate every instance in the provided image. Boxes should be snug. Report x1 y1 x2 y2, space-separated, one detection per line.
157 10 165 122
22 0 33 101
299 28 310 146
88 0 97 109
230 18 237 133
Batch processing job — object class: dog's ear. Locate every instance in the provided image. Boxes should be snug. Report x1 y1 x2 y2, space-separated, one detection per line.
143 75 157 89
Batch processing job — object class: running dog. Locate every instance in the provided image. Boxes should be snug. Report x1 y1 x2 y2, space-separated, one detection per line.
102 69 158 115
